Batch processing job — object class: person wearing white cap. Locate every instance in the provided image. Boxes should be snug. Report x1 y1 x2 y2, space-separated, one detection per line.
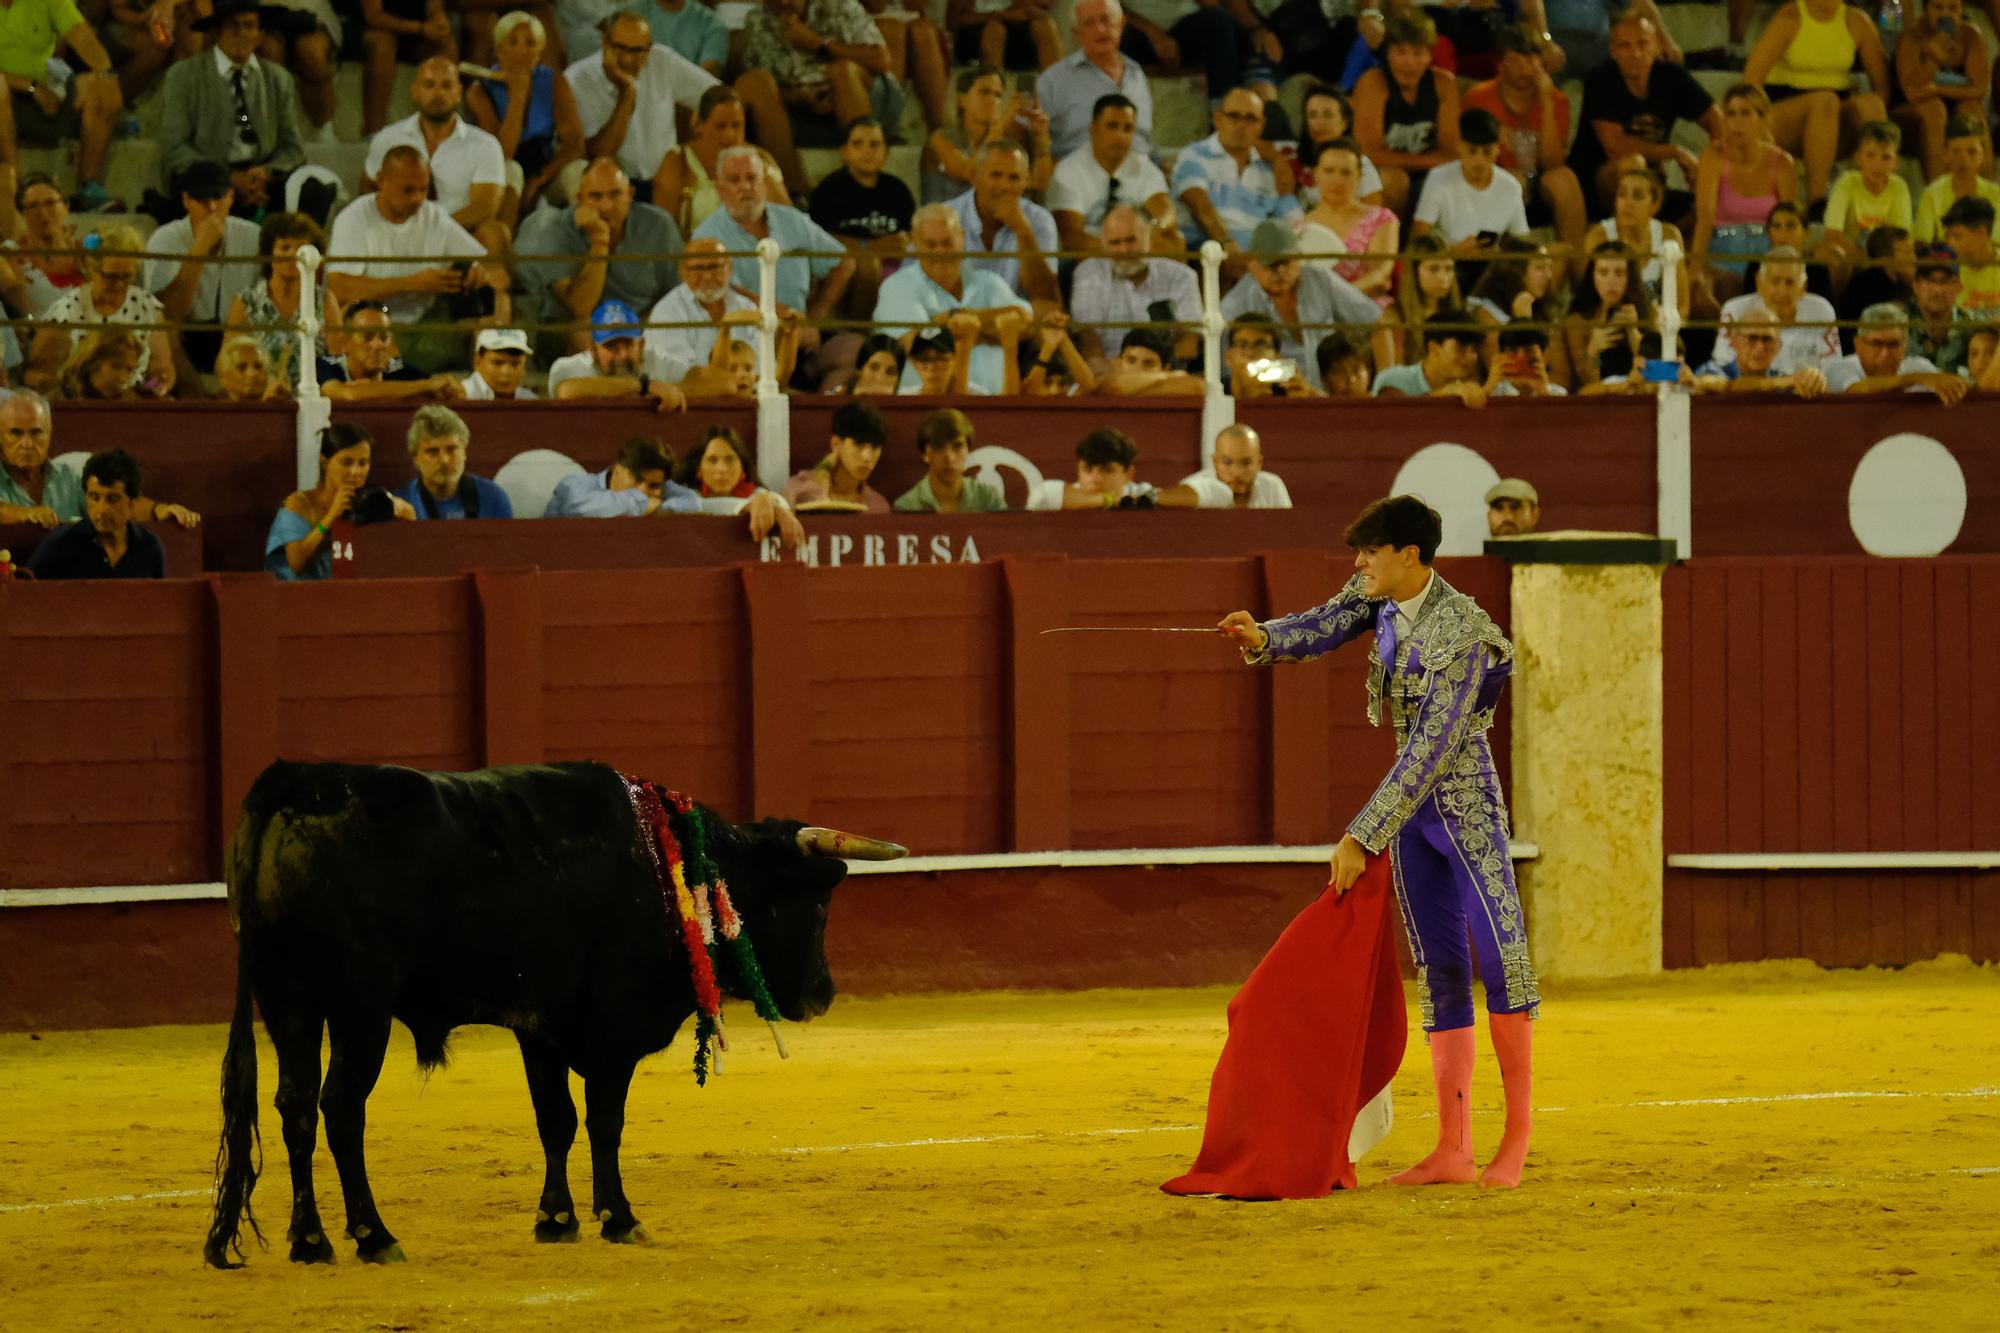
462 328 538 400
1485 478 1539 537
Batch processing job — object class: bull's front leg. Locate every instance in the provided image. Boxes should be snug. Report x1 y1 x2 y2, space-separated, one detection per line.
516 1033 581 1243
583 1057 646 1244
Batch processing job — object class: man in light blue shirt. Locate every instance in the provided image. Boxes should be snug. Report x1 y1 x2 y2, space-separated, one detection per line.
945 141 1061 305
546 436 702 517
874 203 1032 396
693 145 852 355
645 0 730 74
1038 0 1154 160
1370 313 1487 405
1218 221 1382 390
1821 302 1967 402
1172 87 1299 254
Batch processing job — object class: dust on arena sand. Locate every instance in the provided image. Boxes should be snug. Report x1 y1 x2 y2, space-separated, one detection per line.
2 959 1996 1331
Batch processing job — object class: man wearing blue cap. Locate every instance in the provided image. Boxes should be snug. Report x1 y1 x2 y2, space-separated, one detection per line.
547 298 687 411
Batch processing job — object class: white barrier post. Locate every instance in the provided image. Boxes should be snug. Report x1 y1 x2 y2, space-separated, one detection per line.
753 236 790 490
1198 240 1233 468
296 244 324 401
1654 239 1690 559
292 244 331 488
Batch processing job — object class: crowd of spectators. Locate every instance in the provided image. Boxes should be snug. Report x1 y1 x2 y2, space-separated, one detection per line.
5 0 2000 580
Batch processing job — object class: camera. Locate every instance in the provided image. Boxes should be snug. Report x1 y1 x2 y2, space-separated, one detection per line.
349 485 397 526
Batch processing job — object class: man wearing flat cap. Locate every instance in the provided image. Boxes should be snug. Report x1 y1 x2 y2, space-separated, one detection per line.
157 0 311 218
1218 218 1383 391
1486 478 1539 538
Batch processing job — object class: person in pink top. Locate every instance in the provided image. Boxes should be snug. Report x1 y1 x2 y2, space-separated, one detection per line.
1693 83 1796 299
1294 139 1398 305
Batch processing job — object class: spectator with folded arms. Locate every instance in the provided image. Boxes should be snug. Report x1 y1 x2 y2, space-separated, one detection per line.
787 401 892 511
547 298 691 410
1693 305 1828 396
1823 302 1967 402
267 422 415 581
1096 326 1202 396
1174 423 1291 509
392 404 517 519
892 407 1007 512
26 448 165 581
1372 314 1487 407
546 435 701 517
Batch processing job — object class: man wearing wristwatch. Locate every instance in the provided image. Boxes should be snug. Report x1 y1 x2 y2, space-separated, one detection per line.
0 0 126 212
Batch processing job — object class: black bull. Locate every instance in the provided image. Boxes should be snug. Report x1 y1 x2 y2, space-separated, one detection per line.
204 760 904 1268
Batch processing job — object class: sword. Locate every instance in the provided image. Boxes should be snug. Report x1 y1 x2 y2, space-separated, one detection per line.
1039 626 1225 635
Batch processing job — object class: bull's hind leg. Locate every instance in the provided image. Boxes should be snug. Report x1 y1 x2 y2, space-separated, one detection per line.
516 1034 581 1243
322 1012 404 1263
583 1057 647 1244
261 977 334 1264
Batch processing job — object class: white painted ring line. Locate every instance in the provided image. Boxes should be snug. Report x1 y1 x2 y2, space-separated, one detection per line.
4 1086 1994 1216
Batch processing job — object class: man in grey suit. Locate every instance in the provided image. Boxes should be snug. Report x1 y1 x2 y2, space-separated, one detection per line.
157 0 315 219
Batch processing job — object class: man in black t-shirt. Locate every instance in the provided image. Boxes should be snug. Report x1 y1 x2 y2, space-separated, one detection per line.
1567 13 1721 217
27 450 166 582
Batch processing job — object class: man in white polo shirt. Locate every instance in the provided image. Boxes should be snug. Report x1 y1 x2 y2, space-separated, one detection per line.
1048 93 1180 258
567 9 719 203
363 57 509 252
1038 0 1154 160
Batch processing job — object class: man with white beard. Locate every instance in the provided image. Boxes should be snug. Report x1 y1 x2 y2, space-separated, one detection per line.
1070 204 1201 363
643 238 761 384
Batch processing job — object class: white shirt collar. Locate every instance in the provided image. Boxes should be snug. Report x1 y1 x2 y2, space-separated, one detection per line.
1395 571 1437 624
214 46 258 77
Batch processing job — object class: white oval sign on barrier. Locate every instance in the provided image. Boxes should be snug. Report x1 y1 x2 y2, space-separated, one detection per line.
1390 442 1504 557
1847 433 1966 557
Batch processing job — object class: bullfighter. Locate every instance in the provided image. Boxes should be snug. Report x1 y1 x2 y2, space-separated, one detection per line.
1220 494 1540 1188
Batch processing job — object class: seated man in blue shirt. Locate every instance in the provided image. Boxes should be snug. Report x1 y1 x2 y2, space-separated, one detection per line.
26 448 165 581
391 405 516 520
546 435 702 517
1370 311 1489 407
693 144 853 363
874 203 1032 395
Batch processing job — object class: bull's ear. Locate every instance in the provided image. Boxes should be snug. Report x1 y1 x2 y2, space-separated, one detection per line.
795 827 908 861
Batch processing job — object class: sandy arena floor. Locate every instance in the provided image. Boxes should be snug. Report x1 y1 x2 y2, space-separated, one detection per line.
2 960 1996 1331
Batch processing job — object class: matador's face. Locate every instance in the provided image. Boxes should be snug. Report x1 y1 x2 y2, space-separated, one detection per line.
1353 544 1419 600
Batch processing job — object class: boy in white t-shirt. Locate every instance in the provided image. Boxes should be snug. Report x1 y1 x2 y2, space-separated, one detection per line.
1412 110 1528 251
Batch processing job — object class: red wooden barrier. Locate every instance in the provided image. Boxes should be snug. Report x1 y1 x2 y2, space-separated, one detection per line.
1660 558 2000 967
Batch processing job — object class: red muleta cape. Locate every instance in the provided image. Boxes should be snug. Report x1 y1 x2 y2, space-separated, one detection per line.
1161 855 1406 1199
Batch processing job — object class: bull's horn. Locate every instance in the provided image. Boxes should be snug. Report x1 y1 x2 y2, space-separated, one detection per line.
796 827 908 861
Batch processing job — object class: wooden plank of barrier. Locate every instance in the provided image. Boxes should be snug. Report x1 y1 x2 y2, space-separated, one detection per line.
1935 562 1974 851
210 573 279 860
476 569 545 767
1002 557 1071 853
743 560 814 819
1260 549 1334 847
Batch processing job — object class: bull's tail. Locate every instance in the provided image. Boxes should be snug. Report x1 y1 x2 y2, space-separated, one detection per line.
204 813 267 1269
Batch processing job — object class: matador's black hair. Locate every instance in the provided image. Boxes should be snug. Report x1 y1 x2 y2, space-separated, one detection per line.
1345 495 1443 565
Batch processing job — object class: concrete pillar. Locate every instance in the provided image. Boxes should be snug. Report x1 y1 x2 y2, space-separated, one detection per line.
1493 535 1676 978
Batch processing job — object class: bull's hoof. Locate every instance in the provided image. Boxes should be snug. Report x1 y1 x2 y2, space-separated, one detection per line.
598 1216 651 1246
289 1231 335 1264
534 1209 581 1244
357 1240 407 1265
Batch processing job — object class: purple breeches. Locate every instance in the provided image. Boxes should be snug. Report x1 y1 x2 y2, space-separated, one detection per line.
1388 777 1541 1033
